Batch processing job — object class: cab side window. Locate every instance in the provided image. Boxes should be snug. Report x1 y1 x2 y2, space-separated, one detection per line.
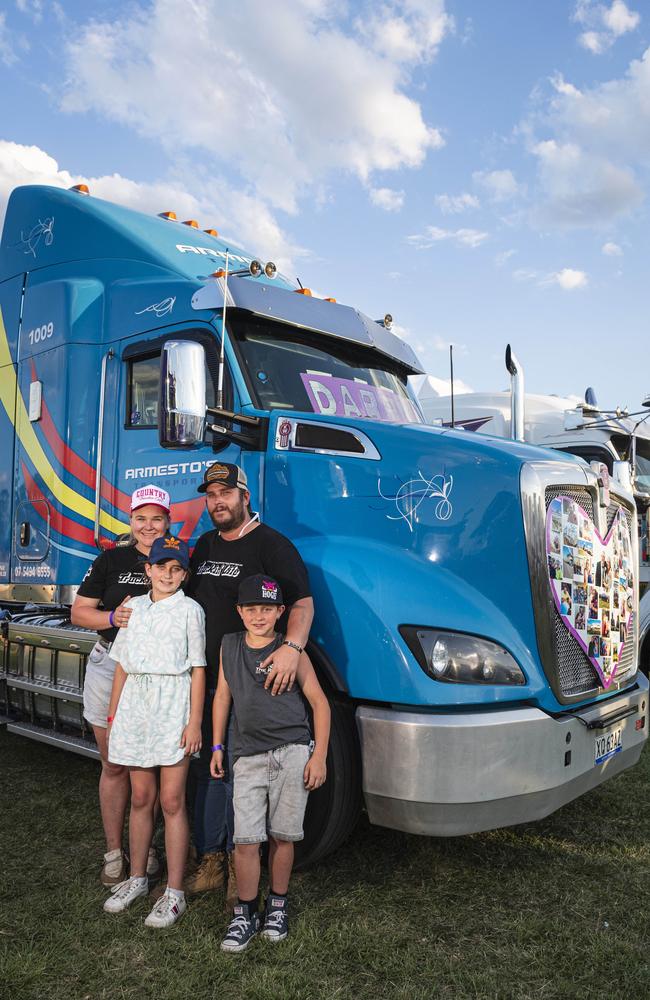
126 350 218 429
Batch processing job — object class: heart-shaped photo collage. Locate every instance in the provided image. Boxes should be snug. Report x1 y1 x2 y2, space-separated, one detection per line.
546 495 634 689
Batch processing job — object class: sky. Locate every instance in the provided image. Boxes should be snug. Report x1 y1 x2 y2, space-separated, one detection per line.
1 0 649 411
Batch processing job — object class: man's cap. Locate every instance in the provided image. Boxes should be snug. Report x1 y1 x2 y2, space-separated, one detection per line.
197 462 248 494
130 485 171 513
147 535 190 569
237 574 284 606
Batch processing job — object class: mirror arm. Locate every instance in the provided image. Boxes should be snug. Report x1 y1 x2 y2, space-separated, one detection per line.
205 405 261 428
207 423 260 448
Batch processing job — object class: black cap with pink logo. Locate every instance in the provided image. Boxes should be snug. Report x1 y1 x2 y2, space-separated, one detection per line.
237 574 284 606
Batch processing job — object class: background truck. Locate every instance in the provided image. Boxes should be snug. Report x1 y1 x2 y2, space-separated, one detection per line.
418 346 650 677
1 186 647 865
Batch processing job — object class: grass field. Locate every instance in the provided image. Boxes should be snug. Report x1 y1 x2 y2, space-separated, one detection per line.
1 726 649 1000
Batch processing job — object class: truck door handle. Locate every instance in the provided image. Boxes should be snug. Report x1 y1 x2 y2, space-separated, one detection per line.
20 522 31 546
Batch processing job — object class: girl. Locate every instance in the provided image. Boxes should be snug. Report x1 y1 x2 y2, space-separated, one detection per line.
71 485 171 886
103 535 206 928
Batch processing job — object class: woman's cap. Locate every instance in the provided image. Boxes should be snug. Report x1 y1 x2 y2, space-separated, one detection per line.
130 485 171 513
237 574 284 606
147 535 190 569
197 462 248 494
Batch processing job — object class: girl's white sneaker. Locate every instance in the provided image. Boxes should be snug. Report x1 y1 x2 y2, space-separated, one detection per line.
144 888 186 928
103 876 149 914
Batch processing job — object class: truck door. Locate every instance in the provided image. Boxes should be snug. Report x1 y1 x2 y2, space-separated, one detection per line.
102 328 242 545
0 276 23 584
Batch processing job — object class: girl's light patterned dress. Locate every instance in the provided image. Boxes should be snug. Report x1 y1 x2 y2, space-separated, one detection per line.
108 590 206 767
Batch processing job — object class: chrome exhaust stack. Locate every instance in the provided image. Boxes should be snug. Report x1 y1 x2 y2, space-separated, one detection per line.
505 344 525 442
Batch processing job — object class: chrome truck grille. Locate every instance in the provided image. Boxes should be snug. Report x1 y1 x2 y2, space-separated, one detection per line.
521 462 639 705
0 612 99 757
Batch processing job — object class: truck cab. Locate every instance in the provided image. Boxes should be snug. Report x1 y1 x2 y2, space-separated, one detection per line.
1 185 647 863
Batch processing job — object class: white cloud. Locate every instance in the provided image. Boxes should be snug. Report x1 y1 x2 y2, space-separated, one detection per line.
61 0 448 214
573 1 640 55
407 225 488 249
602 240 623 255
0 13 20 65
359 1 454 64
16 0 44 23
434 192 479 214
431 334 468 355
495 249 516 267
543 268 589 290
473 169 522 202
369 186 405 211
512 268 539 282
0 139 307 273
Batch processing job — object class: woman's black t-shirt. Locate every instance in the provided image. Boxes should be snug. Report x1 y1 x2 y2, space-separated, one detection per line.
77 545 150 642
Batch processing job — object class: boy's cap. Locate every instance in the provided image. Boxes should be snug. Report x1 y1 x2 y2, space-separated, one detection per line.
147 535 190 569
237 574 284 606
131 485 171 513
198 462 248 494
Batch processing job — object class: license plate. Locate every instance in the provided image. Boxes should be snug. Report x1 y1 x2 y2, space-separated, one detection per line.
594 727 623 765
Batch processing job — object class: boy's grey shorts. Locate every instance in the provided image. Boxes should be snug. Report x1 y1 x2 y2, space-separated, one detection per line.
233 743 311 844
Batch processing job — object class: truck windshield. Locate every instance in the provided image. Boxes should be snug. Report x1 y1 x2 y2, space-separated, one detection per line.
229 314 424 425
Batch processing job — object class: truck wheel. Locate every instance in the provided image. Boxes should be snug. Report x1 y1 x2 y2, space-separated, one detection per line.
294 697 362 868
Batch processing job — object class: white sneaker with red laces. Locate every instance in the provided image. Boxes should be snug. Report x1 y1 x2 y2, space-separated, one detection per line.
144 888 187 928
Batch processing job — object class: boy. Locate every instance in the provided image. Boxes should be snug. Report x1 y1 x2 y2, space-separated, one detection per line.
210 574 330 952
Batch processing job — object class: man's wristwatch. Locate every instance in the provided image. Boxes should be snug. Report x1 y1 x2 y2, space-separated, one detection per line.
283 639 303 654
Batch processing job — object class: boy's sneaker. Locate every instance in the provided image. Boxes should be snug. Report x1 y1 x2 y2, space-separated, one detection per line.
261 896 289 942
144 888 186 928
103 876 148 914
100 848 127 887
220 903 261 953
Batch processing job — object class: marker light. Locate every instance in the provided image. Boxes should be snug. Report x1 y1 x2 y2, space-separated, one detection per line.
183 219 199 228
159 211 177 220
70 184 90 195
384 314 393 330
324 297 337 303
211 269 227 278
264 261 277 279
249 260 263 277
203 228 219 237
295 288 312 296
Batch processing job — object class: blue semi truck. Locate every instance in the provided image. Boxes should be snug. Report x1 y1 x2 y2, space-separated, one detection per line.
0 184 647 863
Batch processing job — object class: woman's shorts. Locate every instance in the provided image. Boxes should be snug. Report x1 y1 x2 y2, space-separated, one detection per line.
83 642 117 728
233 743 311 844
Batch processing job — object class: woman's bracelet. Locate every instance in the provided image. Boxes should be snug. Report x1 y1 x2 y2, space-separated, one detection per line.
108 610 116 628
107 715 114 724
211 744 224 752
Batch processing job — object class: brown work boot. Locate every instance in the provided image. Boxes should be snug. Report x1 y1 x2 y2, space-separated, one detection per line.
185 851 226 896
100 849 127 887
225 852 238 911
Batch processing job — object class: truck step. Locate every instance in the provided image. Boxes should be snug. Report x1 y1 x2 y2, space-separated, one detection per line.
5 721 100 760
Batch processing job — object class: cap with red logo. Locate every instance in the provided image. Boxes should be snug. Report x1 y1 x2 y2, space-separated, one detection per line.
130 485 171 513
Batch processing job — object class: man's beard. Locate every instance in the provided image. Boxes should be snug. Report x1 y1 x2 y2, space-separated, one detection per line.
210 496 247 533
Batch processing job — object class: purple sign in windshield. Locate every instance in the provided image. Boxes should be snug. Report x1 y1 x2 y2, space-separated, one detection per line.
300 372 419 424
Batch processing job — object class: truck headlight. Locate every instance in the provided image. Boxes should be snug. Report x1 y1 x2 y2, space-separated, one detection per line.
400 627 525 685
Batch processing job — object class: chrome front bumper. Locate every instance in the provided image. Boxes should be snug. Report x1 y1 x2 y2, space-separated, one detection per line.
356 674 648 837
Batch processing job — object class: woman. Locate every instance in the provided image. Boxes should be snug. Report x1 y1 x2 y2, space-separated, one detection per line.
71 485 171 886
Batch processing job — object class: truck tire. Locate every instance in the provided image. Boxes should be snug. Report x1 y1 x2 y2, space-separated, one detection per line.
294 697 362 868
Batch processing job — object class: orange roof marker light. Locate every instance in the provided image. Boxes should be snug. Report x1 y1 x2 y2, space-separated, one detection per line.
324 297 337 303
204 228 219 237
70 184 90 195
211 269 227 279
183 219 199 228
295 287 312 296
158 211 177 220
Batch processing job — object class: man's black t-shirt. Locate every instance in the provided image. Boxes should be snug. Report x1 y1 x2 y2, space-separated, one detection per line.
77 545 150 642
187 523 311 687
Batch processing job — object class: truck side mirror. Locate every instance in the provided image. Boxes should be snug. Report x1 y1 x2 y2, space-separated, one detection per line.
160 340 206 448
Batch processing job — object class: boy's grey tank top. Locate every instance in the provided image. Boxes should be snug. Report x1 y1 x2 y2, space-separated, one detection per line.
222 631 311 760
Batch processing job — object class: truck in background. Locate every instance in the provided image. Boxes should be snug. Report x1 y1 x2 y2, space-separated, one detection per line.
417 346 650 675
0 186 647 865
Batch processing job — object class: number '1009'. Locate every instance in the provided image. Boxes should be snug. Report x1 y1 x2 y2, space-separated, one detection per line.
28 323 54 344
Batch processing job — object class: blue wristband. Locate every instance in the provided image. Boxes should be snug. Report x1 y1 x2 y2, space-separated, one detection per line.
109 610 116 628
211 744 223 752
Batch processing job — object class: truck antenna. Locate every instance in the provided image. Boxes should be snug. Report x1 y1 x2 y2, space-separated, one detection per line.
217 250 229 409
449 344 455 429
